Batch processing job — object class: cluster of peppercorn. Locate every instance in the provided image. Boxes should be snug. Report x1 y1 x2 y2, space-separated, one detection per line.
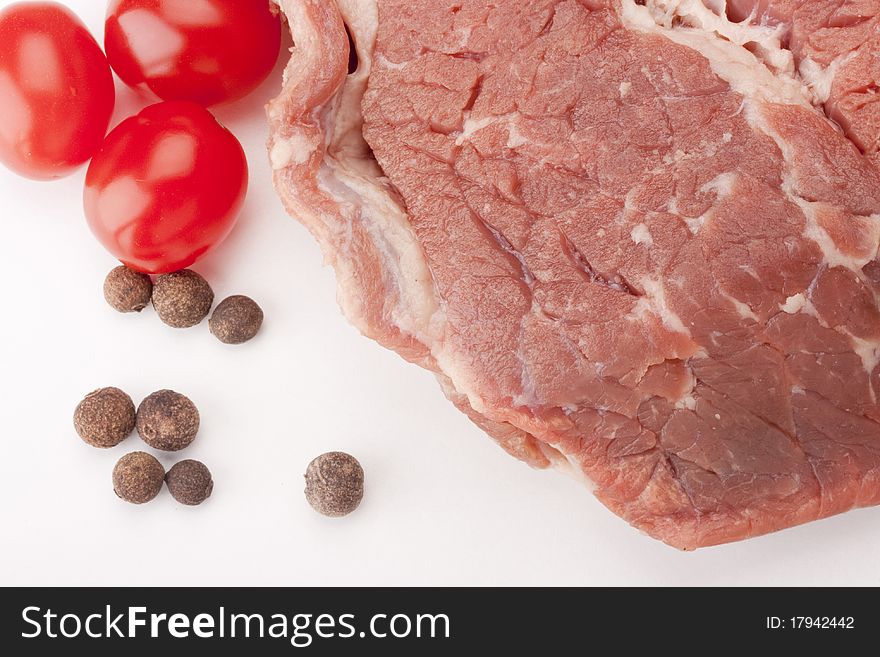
73 264 266 508
99 264 366 518
104 265 264 343
74 387 212 506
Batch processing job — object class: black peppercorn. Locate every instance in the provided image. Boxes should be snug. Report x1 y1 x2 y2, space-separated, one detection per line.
103 266 153 313
166 460 213 506
209 295 264 344
112 452 165 504
136 390 200 451
74 387 136 448
304 452 364 517
152 270 214 328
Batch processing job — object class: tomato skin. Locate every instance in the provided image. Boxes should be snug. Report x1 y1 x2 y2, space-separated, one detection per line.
104 0 282 106
84 101 248 274
0 2 115 180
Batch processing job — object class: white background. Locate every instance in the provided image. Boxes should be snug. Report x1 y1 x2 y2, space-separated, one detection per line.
1 0 878 587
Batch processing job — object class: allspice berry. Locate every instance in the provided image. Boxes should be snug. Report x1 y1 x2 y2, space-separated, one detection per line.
104 266 153 313
209 295 264 344
166 460 213 506
74 387 136 448
136 390 200 451
112 452 165 504
152 270 214 328
304 452 364 517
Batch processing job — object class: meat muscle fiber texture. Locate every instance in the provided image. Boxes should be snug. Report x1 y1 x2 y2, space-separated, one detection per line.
268 0 880 549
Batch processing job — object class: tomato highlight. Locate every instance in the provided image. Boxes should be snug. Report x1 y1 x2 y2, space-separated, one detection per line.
84 101 248 274
0 2 115 180
104 0 282 106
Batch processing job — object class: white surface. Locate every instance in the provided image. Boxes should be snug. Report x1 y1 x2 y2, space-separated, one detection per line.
1 0 879 587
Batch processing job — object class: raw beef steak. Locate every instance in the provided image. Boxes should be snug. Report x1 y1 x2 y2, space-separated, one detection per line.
268 0 880 549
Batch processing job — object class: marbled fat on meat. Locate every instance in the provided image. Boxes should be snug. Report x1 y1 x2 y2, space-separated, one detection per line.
730 0 880 167
268 0 880 549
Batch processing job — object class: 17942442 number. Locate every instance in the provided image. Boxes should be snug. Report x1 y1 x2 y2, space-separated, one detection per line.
766 617 855 630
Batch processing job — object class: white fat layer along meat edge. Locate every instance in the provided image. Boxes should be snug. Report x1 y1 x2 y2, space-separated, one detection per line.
327 0 384 173
297 1 550 438
326 0 498 398
268 1 387 339
282 0 446 347
270 0 553 448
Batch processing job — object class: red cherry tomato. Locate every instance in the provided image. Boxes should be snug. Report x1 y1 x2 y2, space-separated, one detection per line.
84 101 248 274
0 2 115 180
104 0 282 106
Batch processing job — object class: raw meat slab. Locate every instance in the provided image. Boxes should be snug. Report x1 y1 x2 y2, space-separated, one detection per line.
268 0 880 549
